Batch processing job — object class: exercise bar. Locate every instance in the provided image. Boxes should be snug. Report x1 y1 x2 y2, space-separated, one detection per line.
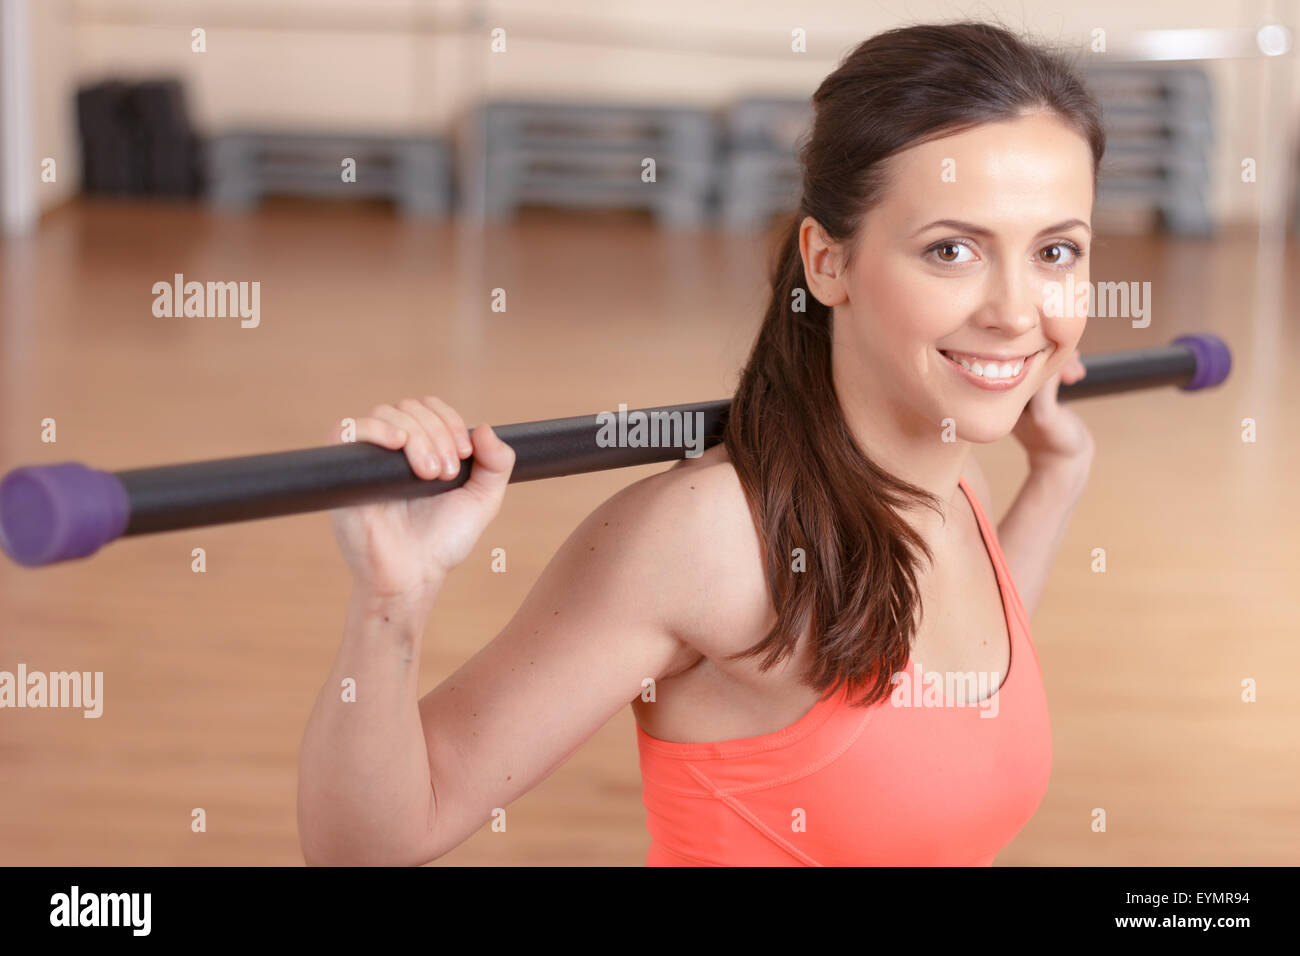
0 334 1231 568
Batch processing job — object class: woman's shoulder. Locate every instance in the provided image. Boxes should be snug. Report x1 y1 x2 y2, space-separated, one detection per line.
584 443 774 658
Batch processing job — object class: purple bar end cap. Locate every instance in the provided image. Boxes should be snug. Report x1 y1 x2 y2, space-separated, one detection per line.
0 464 129 567
1172 334 1232 391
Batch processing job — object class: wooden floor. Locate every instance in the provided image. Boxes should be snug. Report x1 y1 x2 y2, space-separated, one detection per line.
1 198 1297 865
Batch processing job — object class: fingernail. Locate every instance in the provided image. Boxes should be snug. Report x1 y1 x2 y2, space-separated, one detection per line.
444 456 459 476
426 454 440 475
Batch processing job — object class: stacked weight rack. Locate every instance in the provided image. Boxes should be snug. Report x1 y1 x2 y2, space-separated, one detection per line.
471 101 718 229
707 66 1211 235
706 66 1215 236
1082 65 1215 236
207 131 452 218
716 96 811 232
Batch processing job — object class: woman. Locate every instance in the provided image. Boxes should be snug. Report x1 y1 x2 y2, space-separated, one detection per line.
297 20 1101 866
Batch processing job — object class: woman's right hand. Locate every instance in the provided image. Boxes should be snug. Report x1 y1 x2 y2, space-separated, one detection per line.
328 396 516 603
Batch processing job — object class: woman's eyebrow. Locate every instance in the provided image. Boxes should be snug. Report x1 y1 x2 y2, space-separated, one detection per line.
910 218 1091 238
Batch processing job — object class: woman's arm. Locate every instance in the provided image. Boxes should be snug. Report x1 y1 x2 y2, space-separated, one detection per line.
995 345 1095 620
993 454 1091 620
298 583 449 867
297 444 710 866
406 476 708 861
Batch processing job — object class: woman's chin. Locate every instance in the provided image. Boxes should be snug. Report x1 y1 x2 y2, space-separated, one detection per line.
948 418 1019 445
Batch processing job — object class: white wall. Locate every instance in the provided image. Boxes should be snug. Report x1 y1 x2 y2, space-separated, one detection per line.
20 0 1300 225
32 0 79 211
1 0 36 232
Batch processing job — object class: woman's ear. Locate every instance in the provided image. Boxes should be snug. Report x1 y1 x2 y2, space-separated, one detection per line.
799 216 848 307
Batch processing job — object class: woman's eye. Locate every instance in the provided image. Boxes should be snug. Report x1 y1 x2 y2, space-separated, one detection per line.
1040 242 1084 268
929 241 975 265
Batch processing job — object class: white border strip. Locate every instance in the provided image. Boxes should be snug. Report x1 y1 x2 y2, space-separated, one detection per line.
0 0 36 236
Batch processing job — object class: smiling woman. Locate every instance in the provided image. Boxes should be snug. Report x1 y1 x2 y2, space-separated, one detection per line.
297 19 1106 868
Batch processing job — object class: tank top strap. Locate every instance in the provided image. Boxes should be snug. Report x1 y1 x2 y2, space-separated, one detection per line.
956 475 1031 639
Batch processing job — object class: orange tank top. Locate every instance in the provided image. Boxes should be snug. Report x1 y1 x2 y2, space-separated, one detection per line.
635 476 1052 866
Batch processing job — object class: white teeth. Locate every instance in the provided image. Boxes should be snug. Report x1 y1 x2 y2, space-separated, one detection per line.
947 353 1027 379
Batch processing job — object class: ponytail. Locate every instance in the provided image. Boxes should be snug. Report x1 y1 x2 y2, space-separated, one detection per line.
723 212 940 706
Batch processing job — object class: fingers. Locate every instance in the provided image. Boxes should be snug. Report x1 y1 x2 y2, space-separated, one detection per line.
330 414 407 449
339 397 474 482
1030 378 1060 415
396 397 464 479
1057 349 1087 386
332 398 514 498
370 405 445 479
1027 362 1063 415
420 396 473 457
461 424 516 502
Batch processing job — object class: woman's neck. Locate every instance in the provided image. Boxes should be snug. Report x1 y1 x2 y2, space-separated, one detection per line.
836 380 971 544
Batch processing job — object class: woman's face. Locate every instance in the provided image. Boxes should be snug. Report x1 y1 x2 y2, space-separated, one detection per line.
805 110 1095 444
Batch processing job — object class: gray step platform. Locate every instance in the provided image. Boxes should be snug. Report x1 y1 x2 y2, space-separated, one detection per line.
208 131 452 218
719 64 1217 236
1083 65 1216 234
717 97 810 232
470 101 719 230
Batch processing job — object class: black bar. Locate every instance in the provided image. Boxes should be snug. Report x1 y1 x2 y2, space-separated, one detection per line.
113 342 1200 536
1052 344 1195 399
119 400 730 535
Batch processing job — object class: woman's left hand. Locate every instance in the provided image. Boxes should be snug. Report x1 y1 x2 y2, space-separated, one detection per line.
1012 347 1095 469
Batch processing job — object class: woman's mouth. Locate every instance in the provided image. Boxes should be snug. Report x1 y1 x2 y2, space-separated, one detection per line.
937 347 1043 390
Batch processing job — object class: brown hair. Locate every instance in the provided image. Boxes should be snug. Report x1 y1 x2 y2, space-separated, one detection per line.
722 20 1107 706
